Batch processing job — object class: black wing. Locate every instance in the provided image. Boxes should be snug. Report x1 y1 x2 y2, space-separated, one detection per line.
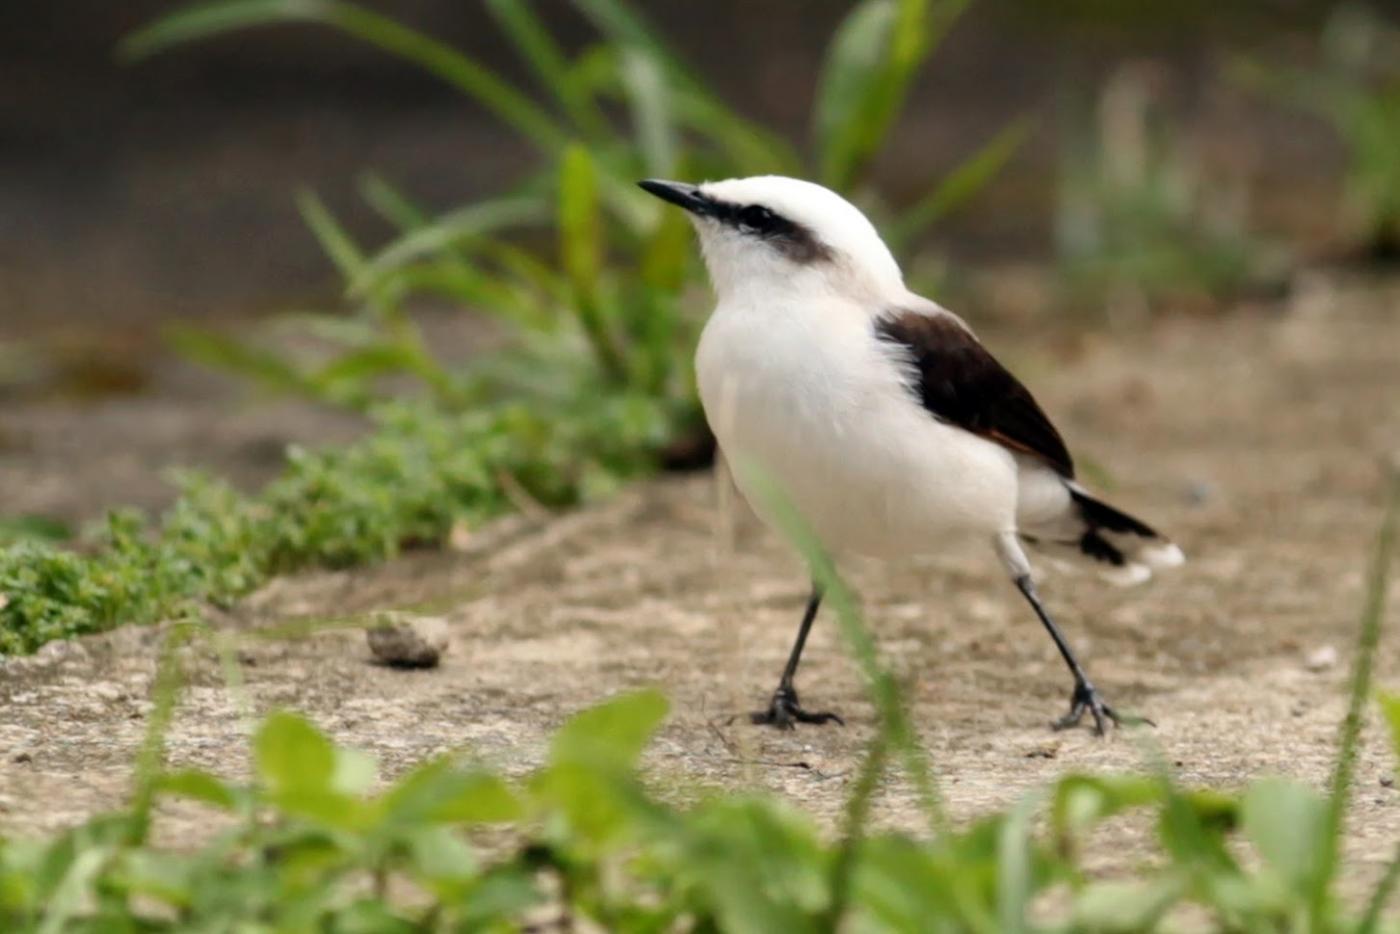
875 310 1075 478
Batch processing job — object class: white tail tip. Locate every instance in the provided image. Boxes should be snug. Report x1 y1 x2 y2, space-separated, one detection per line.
1142 542 1185 568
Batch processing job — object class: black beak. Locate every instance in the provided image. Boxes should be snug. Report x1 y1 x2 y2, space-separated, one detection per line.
637 178 713 216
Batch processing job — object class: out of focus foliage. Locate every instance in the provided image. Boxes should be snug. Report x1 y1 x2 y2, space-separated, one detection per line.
124 0 1018 423
0 0 1024 658
1240 3 1400 259
0 397 673 654
2 476 1398 931
1056 66 1285 315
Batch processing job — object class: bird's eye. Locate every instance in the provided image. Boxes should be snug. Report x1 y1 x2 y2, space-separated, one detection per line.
738 205 777 231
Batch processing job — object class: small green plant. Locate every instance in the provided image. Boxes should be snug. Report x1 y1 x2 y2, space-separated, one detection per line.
1238 4 1400 260
2 472 1398 930
0 396 677 655
1056 65 1281 315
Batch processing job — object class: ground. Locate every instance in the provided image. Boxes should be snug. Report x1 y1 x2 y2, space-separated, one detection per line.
2 272 1399 897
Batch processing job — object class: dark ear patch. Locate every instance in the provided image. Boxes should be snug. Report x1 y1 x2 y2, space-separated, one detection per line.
772 222 835 264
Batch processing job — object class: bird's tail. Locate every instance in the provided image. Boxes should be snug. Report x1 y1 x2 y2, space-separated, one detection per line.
1024 482 1185 586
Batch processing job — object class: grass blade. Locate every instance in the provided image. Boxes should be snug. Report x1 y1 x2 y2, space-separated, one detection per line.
1360 841 1400 934
166 325 312 397
485 0 611 141
351 196 547 296
889 116 1033 248
739 463 946 831
813 0 970 191
297 189 364 279
573 0 799 175
620 48 677 178
358 173 430 232
117 0 321 59
123 0 570 155
1314 467 1400 924
559 144 627 382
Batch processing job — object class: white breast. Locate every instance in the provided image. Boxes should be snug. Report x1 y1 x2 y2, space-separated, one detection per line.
695 294 1020 558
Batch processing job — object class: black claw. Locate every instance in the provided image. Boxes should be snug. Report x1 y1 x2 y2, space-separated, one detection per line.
1052 681 1153 735
750 685 844 730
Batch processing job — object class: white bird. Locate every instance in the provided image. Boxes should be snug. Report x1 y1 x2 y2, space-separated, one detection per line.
639 175 1183 734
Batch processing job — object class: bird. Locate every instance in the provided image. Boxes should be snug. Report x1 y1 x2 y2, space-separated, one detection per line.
638 175 1183 735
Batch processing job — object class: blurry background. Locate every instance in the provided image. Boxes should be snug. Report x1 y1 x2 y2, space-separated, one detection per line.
0 1 1364 337
0 0 1394 523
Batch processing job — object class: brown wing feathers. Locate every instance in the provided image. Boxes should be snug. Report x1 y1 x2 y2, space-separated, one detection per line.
874 311 1075 478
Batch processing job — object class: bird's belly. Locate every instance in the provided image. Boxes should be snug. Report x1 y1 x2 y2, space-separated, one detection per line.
698 326 1018 558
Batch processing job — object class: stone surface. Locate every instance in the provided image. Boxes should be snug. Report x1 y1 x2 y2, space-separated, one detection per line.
366 614 451 669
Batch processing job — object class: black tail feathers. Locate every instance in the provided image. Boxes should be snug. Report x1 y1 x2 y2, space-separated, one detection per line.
1068 486 1160 568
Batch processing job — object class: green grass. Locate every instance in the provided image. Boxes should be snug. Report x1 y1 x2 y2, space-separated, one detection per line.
1237 5 1400 259
2 472 1397 931
1055 66 1283 314
0 396 682 655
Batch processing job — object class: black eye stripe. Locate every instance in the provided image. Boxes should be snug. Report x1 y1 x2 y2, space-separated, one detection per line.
713 201 792 237
707 197 835 264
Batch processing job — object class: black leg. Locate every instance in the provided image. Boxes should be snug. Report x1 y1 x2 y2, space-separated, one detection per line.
1013 575 1147 735
750 584 844 730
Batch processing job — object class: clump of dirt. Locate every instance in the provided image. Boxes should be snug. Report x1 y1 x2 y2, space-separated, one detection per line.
2 274 1399 893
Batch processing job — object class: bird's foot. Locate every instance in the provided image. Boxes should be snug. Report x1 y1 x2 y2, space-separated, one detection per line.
1052 680 1154 736
750 685 844 730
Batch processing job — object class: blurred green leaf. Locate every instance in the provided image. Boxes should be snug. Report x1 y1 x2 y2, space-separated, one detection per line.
1051 774 1161 842
1380 692 1400 770
674 799 829 934
1241 779 1329 892
332 746 378 796
358 173 430 232
996 794 1040 933
154 770 240 811
166 326 311 398
1071 876 1185 932
404 826 476 882
297 189 365 281
255 711 336 794
550 689 668 771
113 850 194 908
0 516 72 546
352 195 547 296
380 759 522 826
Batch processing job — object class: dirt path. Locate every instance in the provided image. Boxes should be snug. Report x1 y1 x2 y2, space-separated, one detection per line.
3 275 1399 889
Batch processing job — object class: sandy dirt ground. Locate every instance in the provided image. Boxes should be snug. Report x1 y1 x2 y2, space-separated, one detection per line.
2 273 1399 898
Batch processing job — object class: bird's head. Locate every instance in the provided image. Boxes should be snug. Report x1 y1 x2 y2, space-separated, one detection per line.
638 175 904 303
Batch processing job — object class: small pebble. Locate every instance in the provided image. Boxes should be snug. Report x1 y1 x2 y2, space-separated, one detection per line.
1304 645 1337 672
12 751 32 764
1381 776 1394 788
367 614 450 669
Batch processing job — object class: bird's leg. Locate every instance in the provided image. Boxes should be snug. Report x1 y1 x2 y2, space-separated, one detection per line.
750 584 844 730
1013 574 1143 735
992 531 1146 735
